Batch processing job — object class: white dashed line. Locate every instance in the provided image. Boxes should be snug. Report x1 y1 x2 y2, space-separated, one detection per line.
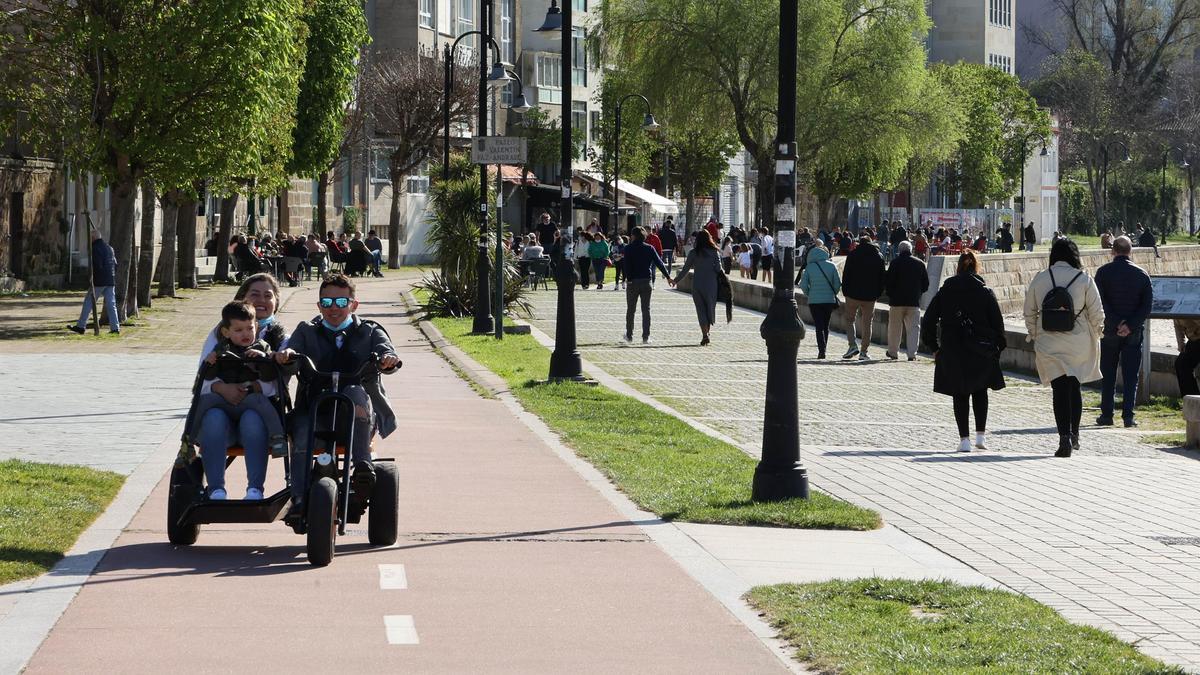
378 563 408 590
384 615 420 644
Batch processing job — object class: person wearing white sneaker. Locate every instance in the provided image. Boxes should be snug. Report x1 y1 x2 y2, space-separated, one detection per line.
921 250 1007 454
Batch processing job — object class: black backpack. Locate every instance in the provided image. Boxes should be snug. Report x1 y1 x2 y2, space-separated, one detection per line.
1041 268 1084 332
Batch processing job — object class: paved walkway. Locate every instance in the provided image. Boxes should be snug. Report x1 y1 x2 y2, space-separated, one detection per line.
525 286 1200 670
10 277 789 673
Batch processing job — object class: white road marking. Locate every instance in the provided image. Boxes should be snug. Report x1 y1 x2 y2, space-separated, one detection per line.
378 563 408 590
384 615 420 645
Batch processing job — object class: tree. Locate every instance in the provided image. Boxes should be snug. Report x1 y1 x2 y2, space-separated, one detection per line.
665 126 737 232
286 0 369 235
937 63 1050 207
0 0 306 314
364 49 477 268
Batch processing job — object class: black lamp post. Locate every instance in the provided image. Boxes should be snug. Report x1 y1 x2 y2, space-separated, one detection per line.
752 0 807 502
1099 138 1131 235
537 0 583 380
440 3 514 335
611 94 659 234
494 71 534 339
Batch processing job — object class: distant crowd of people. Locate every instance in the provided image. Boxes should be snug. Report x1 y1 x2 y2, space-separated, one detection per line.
207 229 386 285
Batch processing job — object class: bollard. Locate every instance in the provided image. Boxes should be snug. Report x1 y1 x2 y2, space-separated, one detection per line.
1184 395 1200 449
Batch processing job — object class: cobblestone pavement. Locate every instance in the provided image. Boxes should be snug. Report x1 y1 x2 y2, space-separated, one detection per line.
526 286 1200 670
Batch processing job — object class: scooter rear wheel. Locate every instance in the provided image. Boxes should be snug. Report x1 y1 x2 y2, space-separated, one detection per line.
367 462 399 546
306 477 338 566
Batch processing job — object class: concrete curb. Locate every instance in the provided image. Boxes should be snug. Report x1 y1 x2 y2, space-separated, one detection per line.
0 422 182 675
398 287 807 674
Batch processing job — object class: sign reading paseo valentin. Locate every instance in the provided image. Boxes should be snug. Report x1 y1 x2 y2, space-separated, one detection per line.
471 137 528 165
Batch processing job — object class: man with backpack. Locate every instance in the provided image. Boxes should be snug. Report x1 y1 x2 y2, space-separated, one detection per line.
841 236 887 360
1093 236 1153 427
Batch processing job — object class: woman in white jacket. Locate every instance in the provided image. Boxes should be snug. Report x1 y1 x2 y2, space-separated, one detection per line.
1023 238 1105 457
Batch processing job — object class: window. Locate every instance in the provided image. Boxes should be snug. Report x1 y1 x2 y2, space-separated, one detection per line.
500 0 516 64
573 0 587 10
571 101 587 138
419 0 433 28
457 0 474 37
407 174 430 195
572 27 587 87
371 146 395 184
590 111 601 143
987 53 1012 74
536 54 562 104
340 159 352 206
989 0 1011 27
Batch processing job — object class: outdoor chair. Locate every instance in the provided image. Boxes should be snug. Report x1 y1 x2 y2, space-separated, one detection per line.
526 257 551 291
305 251 327 280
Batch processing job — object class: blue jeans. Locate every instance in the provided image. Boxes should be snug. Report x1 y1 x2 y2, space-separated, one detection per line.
199 407 268 493
369 250 383 272
77 285 119 332
1100 331 1143 422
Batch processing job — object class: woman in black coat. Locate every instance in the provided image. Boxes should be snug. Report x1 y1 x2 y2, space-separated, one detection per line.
921 250 1007 453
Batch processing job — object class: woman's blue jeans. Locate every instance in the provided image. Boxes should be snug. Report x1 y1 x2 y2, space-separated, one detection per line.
199 407 268 493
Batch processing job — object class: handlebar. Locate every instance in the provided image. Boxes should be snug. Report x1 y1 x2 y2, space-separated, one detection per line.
287 353 401 382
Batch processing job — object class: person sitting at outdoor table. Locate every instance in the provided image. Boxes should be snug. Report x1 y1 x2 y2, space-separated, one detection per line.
281 235 308 286
345 235 372 277
304 233 328 278
325 230 347 264
972 232 988 252
520 235 544 260
233 235 268 275
365 230 384 277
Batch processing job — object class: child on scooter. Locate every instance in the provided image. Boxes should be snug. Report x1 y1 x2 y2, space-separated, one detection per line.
273 274 401 517
189 301 288 465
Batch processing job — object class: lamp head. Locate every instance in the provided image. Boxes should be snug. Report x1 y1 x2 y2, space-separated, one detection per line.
511 92 533 114
1039 144 1049 156
487 62 515 90
642 113 660 132
536 0 563 34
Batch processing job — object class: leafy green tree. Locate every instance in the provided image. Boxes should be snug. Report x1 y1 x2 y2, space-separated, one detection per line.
665 126 738 232
0 0 306 315
936 63 1050 207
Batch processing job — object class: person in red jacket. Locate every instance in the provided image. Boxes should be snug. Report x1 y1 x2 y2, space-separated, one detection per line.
646 227 664 282
704 217 720 244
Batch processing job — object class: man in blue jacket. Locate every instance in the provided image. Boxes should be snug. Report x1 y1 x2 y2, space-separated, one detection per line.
68 229 120 335
1093 236 1153 426
621 226 674 344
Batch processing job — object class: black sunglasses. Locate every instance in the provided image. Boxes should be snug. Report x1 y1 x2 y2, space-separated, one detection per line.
318 297 352 309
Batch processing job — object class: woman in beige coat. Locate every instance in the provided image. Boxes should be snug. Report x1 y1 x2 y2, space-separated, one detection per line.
1023 238 1105 457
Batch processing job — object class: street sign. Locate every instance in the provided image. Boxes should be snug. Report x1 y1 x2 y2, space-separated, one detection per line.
1149 276 1200 318
471 137 527 165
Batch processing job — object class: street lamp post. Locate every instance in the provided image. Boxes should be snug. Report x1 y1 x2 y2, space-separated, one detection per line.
494 71 534 339
537 0 584 380
611 94 659 234
752 0 808 502
1099 139 1130 235
439 17 513 335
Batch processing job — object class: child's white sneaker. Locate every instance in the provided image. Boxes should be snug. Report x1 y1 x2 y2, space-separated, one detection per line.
244 488 264 500
957 438 971 453
209 488 227 500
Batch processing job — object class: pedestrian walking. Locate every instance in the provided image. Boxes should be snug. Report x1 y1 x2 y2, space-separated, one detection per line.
537 211 558 251
748 229 763 280
884 240 928 361
1023 238 1105 456
621 227 673 344
1023 221 1036 252
67 229 120 335
588 232 611 290
1093 236 1153 427
1175 317 1200 397
840 236 886 360
720 236 734 275
575 228 592 289
737 244 752 278
660 217 679 272
921 250 1007 453
610 233 626 290
646 227 664 283
998 223 1015 253
673 230 723 346
799 243 840 360
760 228 775 283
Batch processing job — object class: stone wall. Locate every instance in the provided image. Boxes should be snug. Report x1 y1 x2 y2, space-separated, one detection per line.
0 158 66 282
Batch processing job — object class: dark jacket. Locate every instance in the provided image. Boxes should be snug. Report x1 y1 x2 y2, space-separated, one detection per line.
885 251 928 307
841 241 886 302
660 226 678 251
537 221 558 249
921 273 1007 396
1093 255 1153 337
1023 225 1036 243
889 226 908 247
998 227 1014 252
285 316 399 438
622 240 670 281
1137 230 1157 248
91 238 117 287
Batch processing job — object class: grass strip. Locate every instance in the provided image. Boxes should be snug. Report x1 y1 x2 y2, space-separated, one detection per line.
1082 392 1185 432
748 578 1181 674
428 315 880 530
0 460 125 585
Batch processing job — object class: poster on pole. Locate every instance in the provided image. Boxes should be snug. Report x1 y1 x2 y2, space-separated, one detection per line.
471 137 527 165
1149 276 1200 318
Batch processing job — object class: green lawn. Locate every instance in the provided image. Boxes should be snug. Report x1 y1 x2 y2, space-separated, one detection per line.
1063 232 1198 249
428 315 881 530
0 460 125 585
1082 392 1186 431
748 578 1181 674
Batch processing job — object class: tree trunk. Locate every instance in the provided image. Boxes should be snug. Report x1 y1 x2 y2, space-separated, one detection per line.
157 190 181 297
685 187 696 238
176 194 198 289
818 193 834 233
278 186 290 235
137 181 157 308
388 174 407 268
317 171 330 234
755 153 774 230
905 162 914 225
108 175 139 323
214 193 238 281
1085 160 1105 236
